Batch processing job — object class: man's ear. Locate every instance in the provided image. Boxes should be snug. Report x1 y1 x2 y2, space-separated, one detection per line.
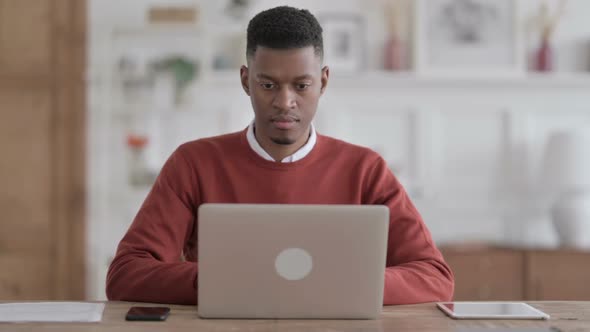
240 65 250 96
320 66 329 95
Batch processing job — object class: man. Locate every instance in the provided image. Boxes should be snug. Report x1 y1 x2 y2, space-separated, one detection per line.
106 6 454 305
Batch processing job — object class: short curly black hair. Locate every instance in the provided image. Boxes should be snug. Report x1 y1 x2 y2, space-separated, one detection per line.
246 6 323 60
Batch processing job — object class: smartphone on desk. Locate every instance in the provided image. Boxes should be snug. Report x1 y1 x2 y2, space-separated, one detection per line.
125 306 170 321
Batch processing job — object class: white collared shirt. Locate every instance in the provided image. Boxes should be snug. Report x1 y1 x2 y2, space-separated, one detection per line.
246 120 317 162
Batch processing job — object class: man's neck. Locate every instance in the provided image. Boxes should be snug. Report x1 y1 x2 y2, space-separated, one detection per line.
255 127 310 162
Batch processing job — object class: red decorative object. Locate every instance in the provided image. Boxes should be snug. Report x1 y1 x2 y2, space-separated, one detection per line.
384 36 404 71
126 134 149 149
535 37 553 72
532 0 567 72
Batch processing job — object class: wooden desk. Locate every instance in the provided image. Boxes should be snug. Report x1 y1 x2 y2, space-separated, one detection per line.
0 302 588 331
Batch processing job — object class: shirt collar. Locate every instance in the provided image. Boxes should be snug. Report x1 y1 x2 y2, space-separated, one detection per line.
246 120 317 163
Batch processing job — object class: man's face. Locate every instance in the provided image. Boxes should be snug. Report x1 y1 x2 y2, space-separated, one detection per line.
241 46 328 147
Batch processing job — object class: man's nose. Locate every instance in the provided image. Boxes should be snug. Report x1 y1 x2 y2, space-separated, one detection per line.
272 86 297 110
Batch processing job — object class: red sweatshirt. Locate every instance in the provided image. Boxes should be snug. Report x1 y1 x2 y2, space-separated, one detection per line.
106 129 454 305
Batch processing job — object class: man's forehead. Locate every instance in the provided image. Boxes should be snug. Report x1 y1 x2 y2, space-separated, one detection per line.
255 73 314 80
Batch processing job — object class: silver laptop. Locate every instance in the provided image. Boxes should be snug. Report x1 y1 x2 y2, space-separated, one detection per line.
197 203 389 319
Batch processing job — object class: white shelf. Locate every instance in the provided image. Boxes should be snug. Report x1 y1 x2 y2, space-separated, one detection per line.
206 70 590 90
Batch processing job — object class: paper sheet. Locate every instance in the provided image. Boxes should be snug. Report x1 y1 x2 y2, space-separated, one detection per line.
0 302 105 322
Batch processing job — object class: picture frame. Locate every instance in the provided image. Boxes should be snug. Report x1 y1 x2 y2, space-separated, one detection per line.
319 14 366 73
414 0 524 77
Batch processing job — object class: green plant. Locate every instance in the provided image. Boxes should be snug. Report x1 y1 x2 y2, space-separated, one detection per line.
152 56 198 105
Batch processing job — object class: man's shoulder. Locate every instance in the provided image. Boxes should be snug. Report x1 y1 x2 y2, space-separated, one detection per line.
318 133 381 162
177 130 245 155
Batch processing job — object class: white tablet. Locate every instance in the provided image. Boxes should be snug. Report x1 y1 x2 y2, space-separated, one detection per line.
436 302 550 320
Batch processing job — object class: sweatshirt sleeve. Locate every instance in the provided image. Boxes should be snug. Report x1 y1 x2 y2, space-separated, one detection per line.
363 156 454 305
106 146 199 304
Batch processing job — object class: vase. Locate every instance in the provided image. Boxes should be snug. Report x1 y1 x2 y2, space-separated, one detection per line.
534 37 553 72
551 190 590 249
384 36 404 71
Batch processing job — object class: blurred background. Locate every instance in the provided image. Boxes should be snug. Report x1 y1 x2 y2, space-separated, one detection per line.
2 0 590 302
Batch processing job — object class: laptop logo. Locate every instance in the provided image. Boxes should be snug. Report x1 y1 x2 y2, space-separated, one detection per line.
275 248 313 281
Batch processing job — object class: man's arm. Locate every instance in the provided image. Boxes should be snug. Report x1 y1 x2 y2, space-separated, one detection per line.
106 147 199 304
364 156 454 305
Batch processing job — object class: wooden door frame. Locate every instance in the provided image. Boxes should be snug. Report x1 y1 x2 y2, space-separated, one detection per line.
52 0 87 300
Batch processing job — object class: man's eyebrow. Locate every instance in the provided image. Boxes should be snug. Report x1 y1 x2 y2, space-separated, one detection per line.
294 74 313 80
255 73 277 81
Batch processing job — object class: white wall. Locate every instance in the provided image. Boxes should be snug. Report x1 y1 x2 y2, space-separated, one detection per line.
87 0 590 300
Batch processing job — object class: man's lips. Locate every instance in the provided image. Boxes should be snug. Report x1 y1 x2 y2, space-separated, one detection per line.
271 116 299 130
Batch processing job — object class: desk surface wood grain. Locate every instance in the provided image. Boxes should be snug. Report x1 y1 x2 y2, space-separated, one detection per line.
0 301 588 331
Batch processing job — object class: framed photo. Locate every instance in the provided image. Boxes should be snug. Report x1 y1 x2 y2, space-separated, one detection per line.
414 0 524 77
319 14 366 73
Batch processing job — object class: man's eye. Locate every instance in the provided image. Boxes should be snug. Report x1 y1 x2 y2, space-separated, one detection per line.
296 83 310 90
260 83 275 90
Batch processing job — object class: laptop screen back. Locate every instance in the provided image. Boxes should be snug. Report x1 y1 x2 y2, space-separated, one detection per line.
197 204 389 319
